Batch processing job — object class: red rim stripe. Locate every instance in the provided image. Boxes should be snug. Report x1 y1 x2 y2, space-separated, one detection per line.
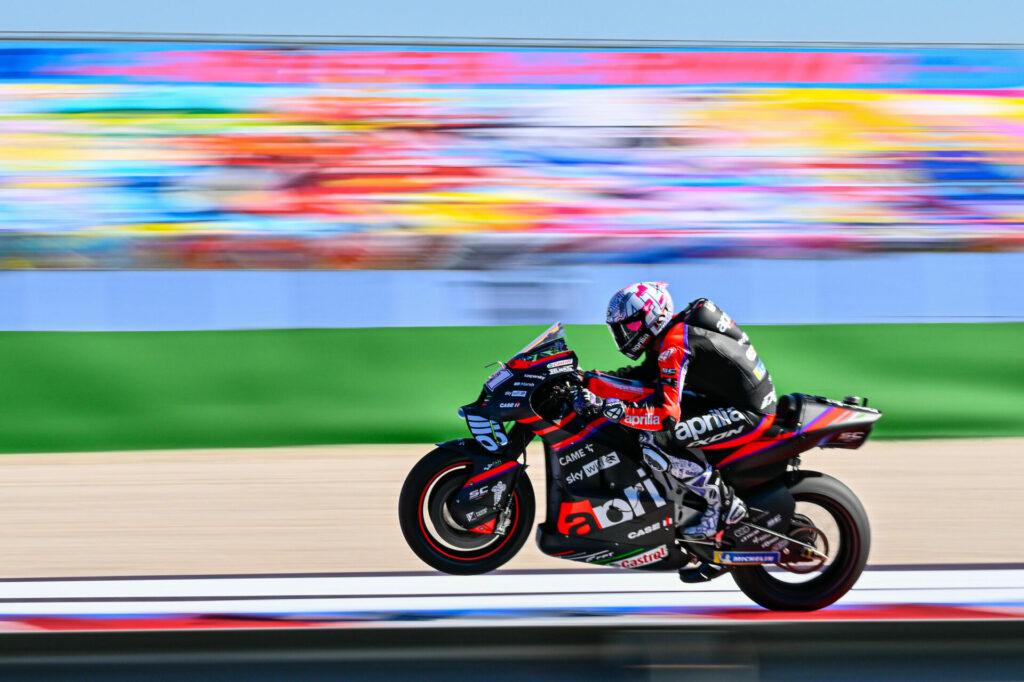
417 463 519 562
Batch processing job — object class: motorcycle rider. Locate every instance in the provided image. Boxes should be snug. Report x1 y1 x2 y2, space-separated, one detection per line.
574 281 778 539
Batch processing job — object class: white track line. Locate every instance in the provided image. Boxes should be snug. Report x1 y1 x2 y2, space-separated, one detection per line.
0 568 1022 616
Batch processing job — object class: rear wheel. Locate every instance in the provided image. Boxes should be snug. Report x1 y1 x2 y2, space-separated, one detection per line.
398 448 535 575
732 471 870 611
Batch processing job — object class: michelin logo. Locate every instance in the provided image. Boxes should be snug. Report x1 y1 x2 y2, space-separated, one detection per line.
714 551 780 565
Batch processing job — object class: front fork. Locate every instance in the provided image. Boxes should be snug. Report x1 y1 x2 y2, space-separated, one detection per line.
441 423 534 533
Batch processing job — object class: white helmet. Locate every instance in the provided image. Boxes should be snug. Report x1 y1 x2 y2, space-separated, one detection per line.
606 282 674 360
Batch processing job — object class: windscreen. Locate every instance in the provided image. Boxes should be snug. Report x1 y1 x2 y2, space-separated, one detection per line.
514 322 565 358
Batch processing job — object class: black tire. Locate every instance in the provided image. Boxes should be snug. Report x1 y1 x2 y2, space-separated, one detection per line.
732 471 871 611
398 448 535 575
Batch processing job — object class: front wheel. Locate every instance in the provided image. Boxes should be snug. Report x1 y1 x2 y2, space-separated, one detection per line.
732 470 871 611
398 448 535 575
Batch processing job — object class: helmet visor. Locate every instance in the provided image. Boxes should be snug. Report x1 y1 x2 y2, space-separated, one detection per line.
609 311 646 354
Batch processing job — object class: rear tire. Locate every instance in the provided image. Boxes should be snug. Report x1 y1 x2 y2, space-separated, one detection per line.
398 448 535 575
732 471 870 611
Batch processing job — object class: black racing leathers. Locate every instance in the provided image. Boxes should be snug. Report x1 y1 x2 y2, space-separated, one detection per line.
605 298 777 451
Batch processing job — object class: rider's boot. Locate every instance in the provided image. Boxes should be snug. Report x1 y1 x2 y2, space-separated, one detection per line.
639 434 747 541
680 468 747 540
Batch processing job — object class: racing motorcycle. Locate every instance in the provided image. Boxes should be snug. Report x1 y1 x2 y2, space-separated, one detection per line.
398 323 882 611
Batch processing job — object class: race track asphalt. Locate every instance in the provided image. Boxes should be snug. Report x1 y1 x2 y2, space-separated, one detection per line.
0 438 1021 578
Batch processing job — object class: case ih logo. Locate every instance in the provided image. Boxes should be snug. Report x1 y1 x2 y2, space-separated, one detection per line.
613 545 668 568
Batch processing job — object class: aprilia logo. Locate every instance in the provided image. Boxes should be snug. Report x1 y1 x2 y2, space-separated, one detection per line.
674 408 747 442
623 413 660 427
557 469 667 536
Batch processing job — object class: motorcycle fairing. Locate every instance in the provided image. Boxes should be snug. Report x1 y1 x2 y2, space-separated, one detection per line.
584 371 656 403
535 425 688 570
710 394 882 490
437 436 526 530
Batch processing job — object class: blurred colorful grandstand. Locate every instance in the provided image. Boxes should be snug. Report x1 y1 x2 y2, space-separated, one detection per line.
0 42 1022 269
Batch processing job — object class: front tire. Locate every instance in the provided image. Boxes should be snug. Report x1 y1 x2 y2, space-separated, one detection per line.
732 471 871 611
398 448 535 575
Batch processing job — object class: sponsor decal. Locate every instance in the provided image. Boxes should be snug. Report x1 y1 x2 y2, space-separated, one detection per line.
548 365 575 374
547 358 574 368
582 460 600 477
760 389 777 411
491 481 507 506
704 300 718 312
560 549 614 563
627 332 651 355
753 359 766 381
524 374 547 380
673 408 747 442
660 367 677 376
558 443 595 467
745 345 758 362
484 367 512 391
623 412 660 427
716 312 733 333
613 544 669 568
468 486 489 500
499 402 520 408
767 513 783 528
603 401 626 422
626 521 665 539
688 425 745 447
513 382 535 387
714 551 780 565
837 431 866 442
508 390 528 398
556 469 667 536
732 525 754 540
466 414 508 452
658 348 677 363
599 452 620 470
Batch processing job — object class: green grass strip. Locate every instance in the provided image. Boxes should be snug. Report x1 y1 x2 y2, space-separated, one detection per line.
0 322 1021 454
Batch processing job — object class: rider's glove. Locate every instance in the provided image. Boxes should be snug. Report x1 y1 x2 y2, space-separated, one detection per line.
602 398 625 423
573 388 603 416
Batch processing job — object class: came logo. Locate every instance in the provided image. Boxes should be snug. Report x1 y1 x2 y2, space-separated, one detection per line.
613 545 669 568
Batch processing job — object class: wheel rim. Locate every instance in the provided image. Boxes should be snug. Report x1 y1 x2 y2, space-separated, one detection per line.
760 493 856 586
417 462 519 561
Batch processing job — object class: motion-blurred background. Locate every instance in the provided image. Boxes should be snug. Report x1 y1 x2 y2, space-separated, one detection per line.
0 35 1021 454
